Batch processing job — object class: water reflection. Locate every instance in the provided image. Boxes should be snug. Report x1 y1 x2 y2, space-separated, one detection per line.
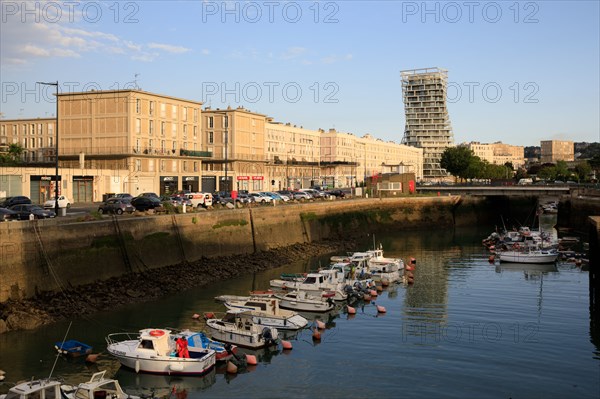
115 367 216 397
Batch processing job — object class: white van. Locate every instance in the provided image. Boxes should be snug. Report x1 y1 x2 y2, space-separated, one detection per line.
186 192 213 208
518 178 533 185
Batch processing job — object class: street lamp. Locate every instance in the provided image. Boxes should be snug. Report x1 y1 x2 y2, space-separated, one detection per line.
37 81 59 216
224 129 228 192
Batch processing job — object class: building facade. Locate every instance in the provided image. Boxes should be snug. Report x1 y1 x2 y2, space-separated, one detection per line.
466 142 525 168
540 140 574 163
0 117 56 164
401 67 454 180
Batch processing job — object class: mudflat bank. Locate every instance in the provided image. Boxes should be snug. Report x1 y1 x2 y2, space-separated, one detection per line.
0 239 357 334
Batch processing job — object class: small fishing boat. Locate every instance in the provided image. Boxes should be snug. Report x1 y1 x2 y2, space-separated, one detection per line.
222 296 308 330
171 329 237 362
498 247 559 264
274 290 336 313
204 310 279 349
106 328 216 375
54 339 93 357
62 370 140 399
270 273 348 301
214 290 275 303
0 378 63 399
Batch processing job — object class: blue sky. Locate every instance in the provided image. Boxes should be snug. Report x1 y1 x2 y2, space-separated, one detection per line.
1 0 599 146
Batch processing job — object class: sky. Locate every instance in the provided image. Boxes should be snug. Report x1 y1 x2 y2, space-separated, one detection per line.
1 0 599 147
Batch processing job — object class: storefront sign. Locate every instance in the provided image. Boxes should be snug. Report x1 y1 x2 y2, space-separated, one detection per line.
252 176 264 180
184 176 198 181
237 176 249 180
161 176 177 182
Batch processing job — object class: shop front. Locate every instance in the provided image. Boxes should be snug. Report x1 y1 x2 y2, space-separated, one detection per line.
160 176 178 196
182 176 199 192
30 175 62 205
236 175 249 192
251 175 264 191
202 176 217 193
73 176 94 203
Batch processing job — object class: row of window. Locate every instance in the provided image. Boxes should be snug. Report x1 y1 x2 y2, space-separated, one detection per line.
0 136 54 148
205 115 228 129
134 158 199 173
0 123 54 136
135 99 199 123
133 139 199 153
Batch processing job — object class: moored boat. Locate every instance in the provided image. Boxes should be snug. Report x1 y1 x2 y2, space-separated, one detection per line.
222 296 308 330
171 329 237 362
498 247 559 264
106 328 216 375
274 290 336 313
204 310 279 349
54 339 93 357
62 370 140 399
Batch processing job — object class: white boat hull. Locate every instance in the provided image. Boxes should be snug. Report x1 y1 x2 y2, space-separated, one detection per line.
498 250 558 264
107 346 215 375
275 294 335 313
205 320 278 349
223 305 308 330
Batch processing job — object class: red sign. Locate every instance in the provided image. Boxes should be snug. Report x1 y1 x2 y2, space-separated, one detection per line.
409 180 415 193
252 176 264 180
237 176 249 180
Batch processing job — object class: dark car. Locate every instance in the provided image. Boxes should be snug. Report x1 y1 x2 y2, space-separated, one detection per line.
114 193 134 200
139 192 159 199
327 190 346 198
0 208 20 222
0 196 32 208
9 204 56 219
131 196 163 211
98 198 135 215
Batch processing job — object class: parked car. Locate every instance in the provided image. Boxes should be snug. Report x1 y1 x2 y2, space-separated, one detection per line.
0 196 32 208
249 192 272 203
186 192 213 208
260 192 284 201
237 193 255 204
131 196 163 212
98 198 135 215
139 192 159 199
9 204 56 219
326 190 346 198
0 208 20 222
292 191 312 201
114 193 134 200
43 195 71 209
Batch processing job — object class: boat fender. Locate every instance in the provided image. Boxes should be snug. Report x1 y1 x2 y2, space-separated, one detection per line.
135 360 140 373
246 354 258 365
347 305 356 315
227 361 238 374
149 330 165 337
281 340 293 350
377 305 386 313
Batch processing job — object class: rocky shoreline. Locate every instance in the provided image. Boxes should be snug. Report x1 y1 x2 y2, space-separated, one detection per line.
0 239 357 334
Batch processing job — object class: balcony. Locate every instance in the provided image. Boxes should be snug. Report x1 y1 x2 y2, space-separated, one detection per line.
180 149 213 158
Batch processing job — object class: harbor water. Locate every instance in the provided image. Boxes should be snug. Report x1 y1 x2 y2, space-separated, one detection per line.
1 215 598 398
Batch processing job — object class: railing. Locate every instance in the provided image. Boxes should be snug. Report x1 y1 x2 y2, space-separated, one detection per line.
180 149 213 157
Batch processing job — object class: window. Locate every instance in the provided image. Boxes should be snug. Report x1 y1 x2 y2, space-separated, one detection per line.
172 160 177 172
208 116 214 128
193 126 197 139
30 138 34 148
38 137 42 147
224 115 229 128
48 124 53 135
208 131 214 144
183 161 187 172
136 99 141 113
161 122 165 136
135 139 140 152
161 140 166 153
30 124 35 134
12 125 16 135
183 107 188 121
149 139 153 150
193 161 198 172
149 120 154 135
193 108 198 122
136 159 141 171
37 123 42 134
49 137 53 147
183 125 187 138
160 103 166 118
136 118 141 134
149 159 155 172
172 104 178 119
171 124 177 138
0 126 5 136
160 160 165 171
172 141 176 152
149 101 155 115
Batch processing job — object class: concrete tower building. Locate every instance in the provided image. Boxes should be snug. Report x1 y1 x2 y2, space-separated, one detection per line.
401 67 454 180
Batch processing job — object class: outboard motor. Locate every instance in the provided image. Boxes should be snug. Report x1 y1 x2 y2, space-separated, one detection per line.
261 327 275 346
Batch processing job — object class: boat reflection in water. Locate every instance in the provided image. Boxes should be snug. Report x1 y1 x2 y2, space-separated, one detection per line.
114 367 216 397
495 262 559 274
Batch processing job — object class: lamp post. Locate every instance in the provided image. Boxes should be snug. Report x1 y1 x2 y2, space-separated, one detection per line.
37 81 59 216
224 129 228 192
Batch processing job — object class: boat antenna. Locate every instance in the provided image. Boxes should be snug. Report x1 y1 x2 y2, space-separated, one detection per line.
49 321 72 378
500 215 507 232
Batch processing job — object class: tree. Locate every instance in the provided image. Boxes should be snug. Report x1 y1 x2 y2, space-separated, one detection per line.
0 143 24 165
440 146 474 181
538 165 557 181
574 161 592 182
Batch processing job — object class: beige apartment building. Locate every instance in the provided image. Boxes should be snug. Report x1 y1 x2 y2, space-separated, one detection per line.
540 140 574 163
202 106 267 192
466 142 525 168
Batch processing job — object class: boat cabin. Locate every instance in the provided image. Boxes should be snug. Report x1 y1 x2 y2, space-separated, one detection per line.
2 379 62 399
137 329 172 356
68 371 129 399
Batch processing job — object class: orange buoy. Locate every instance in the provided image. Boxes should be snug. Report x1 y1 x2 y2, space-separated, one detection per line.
369 290 377 297
315 320 326 330
488 255 495 263
312 328 321 341
149 330 165 337
377 305 386 313
204 312 215 319
347 305 356 315
226 361 238 374
281 340 293 350
246 354 257 365
191 313 200 319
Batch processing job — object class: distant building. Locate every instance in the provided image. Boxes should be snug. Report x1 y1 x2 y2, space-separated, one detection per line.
465 142 525 168
401 67 453 180
540 140 574 163
524 146 541 163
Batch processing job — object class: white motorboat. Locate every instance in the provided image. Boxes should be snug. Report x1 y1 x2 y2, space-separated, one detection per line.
0 371 139 399
222 296 308 330
349 250 404 285
62 370 140 399
204 310 279 349
498 247 559 264
270 272 348 301
274 290 336 313
106 328 216 375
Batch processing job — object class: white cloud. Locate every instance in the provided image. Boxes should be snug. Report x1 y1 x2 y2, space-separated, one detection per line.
148 43 191 54
321 53 354 64
281 47 307 60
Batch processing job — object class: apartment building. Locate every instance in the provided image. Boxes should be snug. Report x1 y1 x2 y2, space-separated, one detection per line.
0 117 56 164
401 67 454 180
466 142 525 168
202 106 267 192
540 140 574 163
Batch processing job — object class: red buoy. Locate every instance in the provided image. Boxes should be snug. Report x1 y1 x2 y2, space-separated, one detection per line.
246 354 257 365
347 305 356 315
315 320 326 330
281 340 293 350
312 329 321 341
377 305 386 313
226 361 238 374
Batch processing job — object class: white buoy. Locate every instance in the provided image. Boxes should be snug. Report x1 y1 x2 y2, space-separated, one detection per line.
135 360 140 373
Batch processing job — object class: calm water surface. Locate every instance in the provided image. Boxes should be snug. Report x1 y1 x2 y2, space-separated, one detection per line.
1 215 598 398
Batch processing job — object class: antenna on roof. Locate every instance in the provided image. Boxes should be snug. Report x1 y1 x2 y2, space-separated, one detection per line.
134 73 140 90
